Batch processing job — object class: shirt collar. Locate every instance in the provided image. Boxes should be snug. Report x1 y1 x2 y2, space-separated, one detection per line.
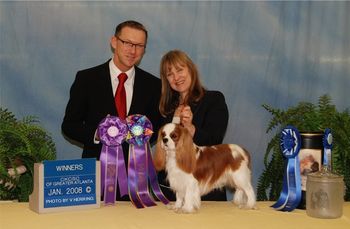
109 58 135 84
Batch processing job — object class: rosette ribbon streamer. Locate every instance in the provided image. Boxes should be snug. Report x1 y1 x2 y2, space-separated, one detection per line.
271 125 302 211
323 128 333 168
98 116 128 205
126 114 169 208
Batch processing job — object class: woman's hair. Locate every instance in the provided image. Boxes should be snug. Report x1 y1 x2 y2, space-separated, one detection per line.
159 50 205 117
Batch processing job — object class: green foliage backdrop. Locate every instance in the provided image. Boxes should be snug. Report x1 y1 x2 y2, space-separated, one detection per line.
0 108 56 201
257 95 350 201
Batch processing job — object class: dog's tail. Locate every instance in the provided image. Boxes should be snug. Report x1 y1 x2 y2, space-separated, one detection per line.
241 147 252 170
230 144 252 170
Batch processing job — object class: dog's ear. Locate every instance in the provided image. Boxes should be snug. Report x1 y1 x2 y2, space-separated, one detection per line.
176 125 196 173
153 127 166 171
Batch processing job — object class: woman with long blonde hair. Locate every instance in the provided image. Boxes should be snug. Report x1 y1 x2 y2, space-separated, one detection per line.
158 49 229 201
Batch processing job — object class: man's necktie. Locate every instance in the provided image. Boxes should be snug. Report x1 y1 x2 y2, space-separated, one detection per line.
115 73 128 119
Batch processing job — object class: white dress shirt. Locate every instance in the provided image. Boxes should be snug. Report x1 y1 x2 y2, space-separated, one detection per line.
109 58 135 114
94 59 136 144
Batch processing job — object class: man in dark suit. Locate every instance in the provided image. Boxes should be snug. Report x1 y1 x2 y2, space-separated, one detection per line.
62 20 162 165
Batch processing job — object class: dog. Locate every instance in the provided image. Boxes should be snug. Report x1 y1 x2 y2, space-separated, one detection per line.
153 123 256 213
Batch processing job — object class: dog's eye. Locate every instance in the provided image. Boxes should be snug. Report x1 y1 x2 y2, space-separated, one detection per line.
170 133 178 140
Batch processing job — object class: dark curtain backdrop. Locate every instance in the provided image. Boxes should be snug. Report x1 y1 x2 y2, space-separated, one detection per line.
1 1 349 190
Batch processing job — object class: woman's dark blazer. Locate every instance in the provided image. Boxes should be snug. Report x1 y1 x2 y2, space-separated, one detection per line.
159 90 229 201
190 90 229 146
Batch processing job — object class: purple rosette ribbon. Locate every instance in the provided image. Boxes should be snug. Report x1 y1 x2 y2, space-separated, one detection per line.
98 116 128 205
126 114 169 208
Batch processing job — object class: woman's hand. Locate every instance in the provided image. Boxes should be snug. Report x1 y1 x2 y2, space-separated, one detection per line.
179 106 196 137
174 105 184 117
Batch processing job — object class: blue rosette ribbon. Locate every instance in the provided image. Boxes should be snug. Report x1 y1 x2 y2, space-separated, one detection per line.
98 116 128 205
125 114 169 208
271 125 302 211
323 128 333 168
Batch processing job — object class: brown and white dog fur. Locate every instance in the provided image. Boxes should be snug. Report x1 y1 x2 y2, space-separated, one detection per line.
153 123 256 213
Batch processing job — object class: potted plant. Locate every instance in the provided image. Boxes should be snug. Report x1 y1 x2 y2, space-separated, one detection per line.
257 95 350 201
0 108 56 201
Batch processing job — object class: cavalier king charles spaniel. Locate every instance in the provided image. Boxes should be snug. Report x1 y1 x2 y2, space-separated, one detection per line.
153 123 256 213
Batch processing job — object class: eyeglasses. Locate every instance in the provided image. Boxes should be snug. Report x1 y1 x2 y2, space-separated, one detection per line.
116 37 145 51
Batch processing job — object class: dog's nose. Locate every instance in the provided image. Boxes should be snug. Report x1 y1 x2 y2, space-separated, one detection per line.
162 138 168 144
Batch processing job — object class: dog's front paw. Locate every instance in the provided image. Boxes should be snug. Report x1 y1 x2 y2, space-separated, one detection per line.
166 203 176 210
174 206 197 214
166 203 183 212
237 204 258 210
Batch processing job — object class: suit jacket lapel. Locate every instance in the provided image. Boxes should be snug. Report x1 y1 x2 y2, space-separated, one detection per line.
128 67 143 115
101 60 117 114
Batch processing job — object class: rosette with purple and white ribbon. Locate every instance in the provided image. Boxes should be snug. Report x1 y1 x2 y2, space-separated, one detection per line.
272 125 302 211
125 114 169 208
323 128 333 168
98 116 128 205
